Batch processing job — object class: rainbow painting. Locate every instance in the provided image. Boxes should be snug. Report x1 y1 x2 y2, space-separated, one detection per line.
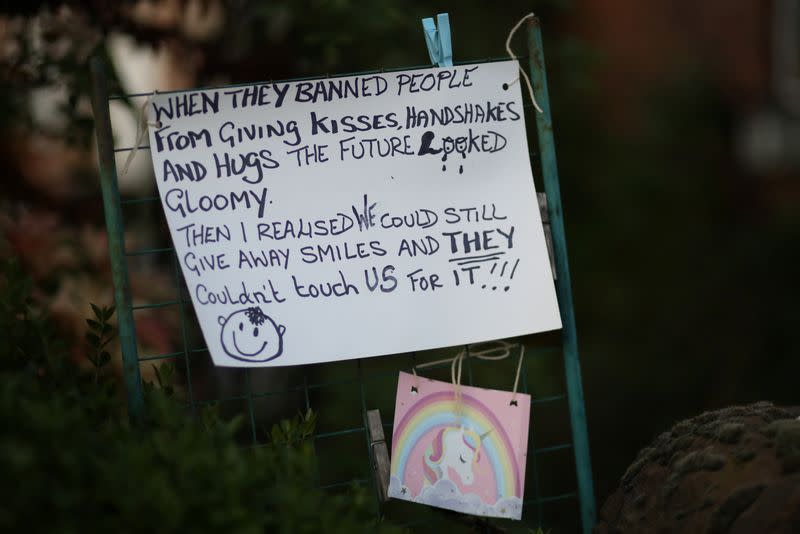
388 371 531 520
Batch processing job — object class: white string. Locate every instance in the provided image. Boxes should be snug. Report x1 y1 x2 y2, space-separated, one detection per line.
412 340 527 406
511 344 525 404
414 341 515 382
451 348 465 412
505 13 543 114
120 92 160 179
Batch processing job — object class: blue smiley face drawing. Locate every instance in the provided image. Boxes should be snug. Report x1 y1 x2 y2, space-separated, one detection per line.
217 307 286 363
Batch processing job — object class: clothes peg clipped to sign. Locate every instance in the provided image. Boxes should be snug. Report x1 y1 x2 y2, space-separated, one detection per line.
421 13 453 67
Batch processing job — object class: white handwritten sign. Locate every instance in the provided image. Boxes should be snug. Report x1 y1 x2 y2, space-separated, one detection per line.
146 60 561 367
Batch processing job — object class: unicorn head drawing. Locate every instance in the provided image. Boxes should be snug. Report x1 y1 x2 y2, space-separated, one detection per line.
422 426 491 486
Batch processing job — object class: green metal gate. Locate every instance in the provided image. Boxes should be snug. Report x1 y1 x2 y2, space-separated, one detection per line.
90 17 595 533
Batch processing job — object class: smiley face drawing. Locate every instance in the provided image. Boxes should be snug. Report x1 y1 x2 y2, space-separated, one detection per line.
217 307 286 363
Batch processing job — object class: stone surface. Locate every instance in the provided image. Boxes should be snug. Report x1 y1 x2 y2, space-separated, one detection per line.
595 402 800 533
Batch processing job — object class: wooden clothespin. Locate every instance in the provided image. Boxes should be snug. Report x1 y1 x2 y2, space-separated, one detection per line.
366 409 391 502
421 13 453 67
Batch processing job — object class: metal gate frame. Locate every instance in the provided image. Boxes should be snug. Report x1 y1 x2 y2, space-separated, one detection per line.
90 17 596 533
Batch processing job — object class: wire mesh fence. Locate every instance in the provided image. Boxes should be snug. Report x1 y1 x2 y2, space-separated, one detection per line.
91 19 594 533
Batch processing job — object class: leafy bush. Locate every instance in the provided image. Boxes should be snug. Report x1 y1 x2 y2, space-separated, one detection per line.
0 259 397 533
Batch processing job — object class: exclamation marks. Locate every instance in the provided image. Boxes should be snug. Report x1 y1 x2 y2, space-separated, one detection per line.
482 258 520 292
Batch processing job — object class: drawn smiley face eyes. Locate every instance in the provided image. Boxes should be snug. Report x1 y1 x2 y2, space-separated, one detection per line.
238 321 259 337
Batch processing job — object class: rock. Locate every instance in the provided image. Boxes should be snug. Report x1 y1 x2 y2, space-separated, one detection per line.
707 484 764 533
732 447 755 464
717 423 745 444
673 447 726 474
773 419 800 473
596 402 800 533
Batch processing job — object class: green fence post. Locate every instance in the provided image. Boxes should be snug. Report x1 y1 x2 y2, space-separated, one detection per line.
526 18 597 532
89 56 145 423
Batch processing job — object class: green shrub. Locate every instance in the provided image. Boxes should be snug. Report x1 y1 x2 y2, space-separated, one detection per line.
0 259 398 533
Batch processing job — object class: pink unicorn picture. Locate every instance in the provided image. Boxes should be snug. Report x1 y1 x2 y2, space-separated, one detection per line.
389 372 531 520
423 426 489 487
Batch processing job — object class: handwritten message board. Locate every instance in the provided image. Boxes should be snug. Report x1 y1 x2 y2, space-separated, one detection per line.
146 60 561 367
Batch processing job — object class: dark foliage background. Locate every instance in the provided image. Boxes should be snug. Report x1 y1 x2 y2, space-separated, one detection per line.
0 259 397 532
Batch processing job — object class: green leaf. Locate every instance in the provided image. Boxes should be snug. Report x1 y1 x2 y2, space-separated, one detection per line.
104 305 115 320
90 303 102 319
85 332 100 347
85 319 101 330
151 363 164 388
201 404 220 431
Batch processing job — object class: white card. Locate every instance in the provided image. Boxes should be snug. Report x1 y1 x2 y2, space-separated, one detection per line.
146 60 561 366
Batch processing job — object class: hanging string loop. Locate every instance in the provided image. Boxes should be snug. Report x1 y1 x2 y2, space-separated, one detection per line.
504 13 543 114
411 340 527 407
120 91 160 179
